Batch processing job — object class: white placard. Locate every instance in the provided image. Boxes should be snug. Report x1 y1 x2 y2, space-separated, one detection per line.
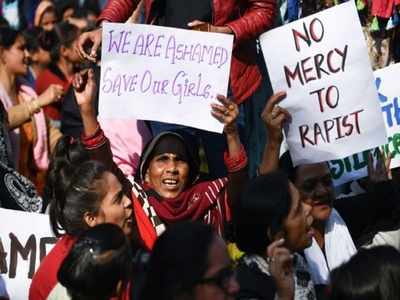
0 208 56 299
260 2 387 165
99 23 234 133
375 63 400 169
329 63 400 185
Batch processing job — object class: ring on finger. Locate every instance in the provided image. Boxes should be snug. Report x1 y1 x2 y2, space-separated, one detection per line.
224 110 229 116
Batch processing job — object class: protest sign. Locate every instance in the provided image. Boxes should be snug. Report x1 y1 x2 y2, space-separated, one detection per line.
99 23 233 133
329 63 400 185
0 208 56 299
260 1 387 165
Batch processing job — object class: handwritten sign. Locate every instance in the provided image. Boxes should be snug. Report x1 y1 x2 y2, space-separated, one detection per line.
0 208 56 299
99 23 233 133
329 63 400 185
260 2 387 165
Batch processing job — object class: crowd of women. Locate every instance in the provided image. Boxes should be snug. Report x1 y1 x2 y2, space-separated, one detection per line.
1 0 400 299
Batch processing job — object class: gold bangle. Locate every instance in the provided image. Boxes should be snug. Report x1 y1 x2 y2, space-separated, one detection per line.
27 100 40 116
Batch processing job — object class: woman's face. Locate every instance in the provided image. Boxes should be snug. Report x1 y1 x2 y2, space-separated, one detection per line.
1 35 29 76
194 235 239 300
62 38 81 64
295 163 334 224
40 10 57 31
91 172 133 236
145 153 190 198
281 183 314 252
30 47 51 67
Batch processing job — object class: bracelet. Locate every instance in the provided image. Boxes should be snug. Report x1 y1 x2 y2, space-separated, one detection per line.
27 100 40 116
224 144 248 173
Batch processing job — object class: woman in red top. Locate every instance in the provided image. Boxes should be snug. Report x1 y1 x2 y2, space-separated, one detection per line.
35 22 81 127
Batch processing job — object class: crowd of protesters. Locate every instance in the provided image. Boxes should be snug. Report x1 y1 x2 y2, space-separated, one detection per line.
1 0 400 299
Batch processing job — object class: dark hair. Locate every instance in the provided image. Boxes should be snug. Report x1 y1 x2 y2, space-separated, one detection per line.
0 16 9 28
235 171 291 255
140 222 215 300
279 151 298 183
22 27 43 53
47 136 109 237
23 27 54 53
45 21 79 61
0 26 20 49
74 0 100 18
58 223 132 300
54 0 78 20
330 246 400 300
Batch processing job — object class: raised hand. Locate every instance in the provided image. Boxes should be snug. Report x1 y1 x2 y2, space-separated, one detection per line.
368 149 392 183
73 69 98 136
211 95 239 135
73 69 96 115
267 239 295 300
261 91 291 145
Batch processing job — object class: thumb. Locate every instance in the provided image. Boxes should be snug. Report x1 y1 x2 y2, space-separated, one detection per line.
188 20 203 27
90 33 101 59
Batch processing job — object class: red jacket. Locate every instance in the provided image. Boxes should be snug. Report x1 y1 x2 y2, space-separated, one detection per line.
98 0 276 104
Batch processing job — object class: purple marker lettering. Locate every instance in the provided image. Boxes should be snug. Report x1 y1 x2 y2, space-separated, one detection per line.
112 74 122 96
165 35 177 64
129 74 138 92
107 30 124 53
140 70 152 93
133 34 144 55
218 48 228 68
212 47 221 66
102 67 113 93
121 31 132 54
144 33 154 57
191 44 202 63
154 34 164 57
172 70 186 103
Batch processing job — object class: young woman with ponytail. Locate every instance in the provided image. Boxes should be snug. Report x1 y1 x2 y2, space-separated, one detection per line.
29 136 134 300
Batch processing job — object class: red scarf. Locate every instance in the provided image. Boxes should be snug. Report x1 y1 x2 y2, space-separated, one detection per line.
132 178 230 250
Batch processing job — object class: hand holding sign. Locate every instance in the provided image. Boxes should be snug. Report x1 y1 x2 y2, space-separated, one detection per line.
262 91 292 145
76 28 102 62
187 20 233 34
211 95 239 134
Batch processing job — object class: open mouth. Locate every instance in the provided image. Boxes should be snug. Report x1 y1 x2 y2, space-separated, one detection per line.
162 179 179 187
312 200 331 208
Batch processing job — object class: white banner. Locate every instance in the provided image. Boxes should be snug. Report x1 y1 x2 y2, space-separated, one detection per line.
99 23 234 133
260 2 387 165
329 63 400 185
0 208 56 299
